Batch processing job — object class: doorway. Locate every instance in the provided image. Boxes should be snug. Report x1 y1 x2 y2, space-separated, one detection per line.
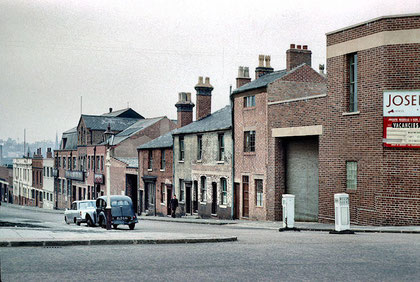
234 182 240 219
193 181 198 213
166 186 172 215
185 183 192 215
285 137 319 221
242 176 249 217
211 182 217 215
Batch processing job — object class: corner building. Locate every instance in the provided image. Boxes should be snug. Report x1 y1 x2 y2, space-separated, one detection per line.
324 14 420 225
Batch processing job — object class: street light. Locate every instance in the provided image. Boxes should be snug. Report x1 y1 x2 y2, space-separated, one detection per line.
104 124 114 230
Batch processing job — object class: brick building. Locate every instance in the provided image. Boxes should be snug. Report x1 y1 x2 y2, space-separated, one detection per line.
31 148 44 208
323 14 420 225
54 108 176 210
173 77 233 219
232 47 327 221
0 165 13 203
13 157 32 205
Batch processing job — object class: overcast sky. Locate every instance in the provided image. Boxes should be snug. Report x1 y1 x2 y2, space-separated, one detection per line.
1 0 419 143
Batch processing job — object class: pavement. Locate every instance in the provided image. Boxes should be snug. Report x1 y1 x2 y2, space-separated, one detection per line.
1 202 418 248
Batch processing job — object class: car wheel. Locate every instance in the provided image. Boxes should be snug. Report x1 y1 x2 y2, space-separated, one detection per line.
74 218 77 224
129 223 135 230
65 216 70 224
99 216 105 228
113 224 118 229
76 221 81 226
87 216 94 227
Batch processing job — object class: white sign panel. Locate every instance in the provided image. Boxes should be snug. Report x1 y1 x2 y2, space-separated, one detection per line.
383 90 420 117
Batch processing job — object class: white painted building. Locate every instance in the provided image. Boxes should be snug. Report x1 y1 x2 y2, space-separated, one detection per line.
13 157 32 205
42 157 55 209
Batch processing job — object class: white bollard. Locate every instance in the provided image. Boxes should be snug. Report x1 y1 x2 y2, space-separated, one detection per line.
334 193 350 231
282 194 295 228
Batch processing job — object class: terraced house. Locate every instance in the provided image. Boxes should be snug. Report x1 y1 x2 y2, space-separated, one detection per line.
173 77 233 219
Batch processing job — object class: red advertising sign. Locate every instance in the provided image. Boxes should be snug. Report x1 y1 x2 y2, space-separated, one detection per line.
383 117 420 148
383 91 420 148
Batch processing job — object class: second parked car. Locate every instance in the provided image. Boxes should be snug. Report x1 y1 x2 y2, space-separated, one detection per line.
93 195 138 230
64 200 96 226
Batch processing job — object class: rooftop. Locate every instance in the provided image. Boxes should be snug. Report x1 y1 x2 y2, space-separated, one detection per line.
81 115 140 131
138 130 174 150
172 105 231 135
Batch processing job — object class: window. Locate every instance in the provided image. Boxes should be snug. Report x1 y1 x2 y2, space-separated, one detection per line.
160 149 165 170
160 183 165 204
255 179 263 206
346 161 357 190
179 179 184 202
73 157 76 170
63 157 66 169
221 178 227 205
148 150 153 170
179 136 184 161
218 133 225 161
244 131 256 152
96 156 100 171
349 53 358 112
197 135 202 160
68 157 72 169
100 156 104 171
200 176 207 202
88 156 91 170
244 95 256 108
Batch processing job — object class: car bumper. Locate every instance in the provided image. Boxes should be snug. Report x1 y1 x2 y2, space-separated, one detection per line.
111 219 138 225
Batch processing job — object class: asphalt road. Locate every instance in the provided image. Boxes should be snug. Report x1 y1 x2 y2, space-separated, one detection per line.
1 206 419 281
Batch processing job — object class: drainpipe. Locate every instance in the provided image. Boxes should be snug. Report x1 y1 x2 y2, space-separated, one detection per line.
229 85 235 220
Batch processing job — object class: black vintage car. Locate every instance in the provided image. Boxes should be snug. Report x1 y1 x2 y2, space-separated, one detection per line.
94 195 138 230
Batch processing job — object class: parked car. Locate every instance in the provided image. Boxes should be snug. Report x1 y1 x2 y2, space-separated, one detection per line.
64 200 96 226
93 195 138 230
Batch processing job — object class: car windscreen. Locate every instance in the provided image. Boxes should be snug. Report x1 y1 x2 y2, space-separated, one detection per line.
111 200 130 207
79 202 95 209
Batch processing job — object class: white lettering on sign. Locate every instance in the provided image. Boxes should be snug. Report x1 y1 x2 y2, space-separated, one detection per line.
384 91 420 117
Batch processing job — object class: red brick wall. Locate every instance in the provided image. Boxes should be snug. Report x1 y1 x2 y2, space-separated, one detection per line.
326 16 420 225
138 148 173 216
233 89 268 220
327 15 420 46
196 95 212 120
177 111 193 128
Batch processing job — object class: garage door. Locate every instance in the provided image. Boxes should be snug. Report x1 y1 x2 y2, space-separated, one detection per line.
286 138 319 221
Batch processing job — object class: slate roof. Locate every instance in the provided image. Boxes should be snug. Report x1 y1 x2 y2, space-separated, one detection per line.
114 157 138 168
101 108 144 119
232 69 288 94
138 130 174 150
81 115 140 131
60 127 78 150
172 105 231 135
107 117 165 145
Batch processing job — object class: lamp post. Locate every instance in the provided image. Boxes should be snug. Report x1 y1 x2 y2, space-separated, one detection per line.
104 124 114 230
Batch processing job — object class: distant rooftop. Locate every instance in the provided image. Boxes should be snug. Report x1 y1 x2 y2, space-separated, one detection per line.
101 108 144 119
138 130 174 150
81 115 140 132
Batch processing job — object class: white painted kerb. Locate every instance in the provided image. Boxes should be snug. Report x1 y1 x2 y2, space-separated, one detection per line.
272 125 323 137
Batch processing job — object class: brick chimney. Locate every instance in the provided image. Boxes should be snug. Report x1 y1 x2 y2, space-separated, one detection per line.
236 66 251 89
46 147 52 158
286 44 312 71
195 76 213 120
255 54 274 79
175 92 195 128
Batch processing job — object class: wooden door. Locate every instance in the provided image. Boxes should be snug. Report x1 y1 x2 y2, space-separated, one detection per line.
211 182 217 215
186 183 192 214
234 182 240 219
166 186 172 215
242 176 249 217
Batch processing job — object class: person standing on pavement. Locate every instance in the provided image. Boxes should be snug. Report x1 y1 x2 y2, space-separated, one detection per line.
170 195 178 218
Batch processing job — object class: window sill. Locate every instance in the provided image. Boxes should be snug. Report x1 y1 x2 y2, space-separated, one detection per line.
346 189 357 194
160 203 166 206
178 160 184 163
196 160 202 163
244 106 256 111
147 169 153 172
243 152 256 156
160 169 165 172
200 201 206 205
219 205 227 208
342 111 360 116
216 161 224 164
255 205 264 208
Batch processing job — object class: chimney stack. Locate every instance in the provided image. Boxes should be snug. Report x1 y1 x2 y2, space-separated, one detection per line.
236 66 251 89
286 43 312 71
175 92 195 128
255 54 274 79
47 147 52 158
195 76 213 120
